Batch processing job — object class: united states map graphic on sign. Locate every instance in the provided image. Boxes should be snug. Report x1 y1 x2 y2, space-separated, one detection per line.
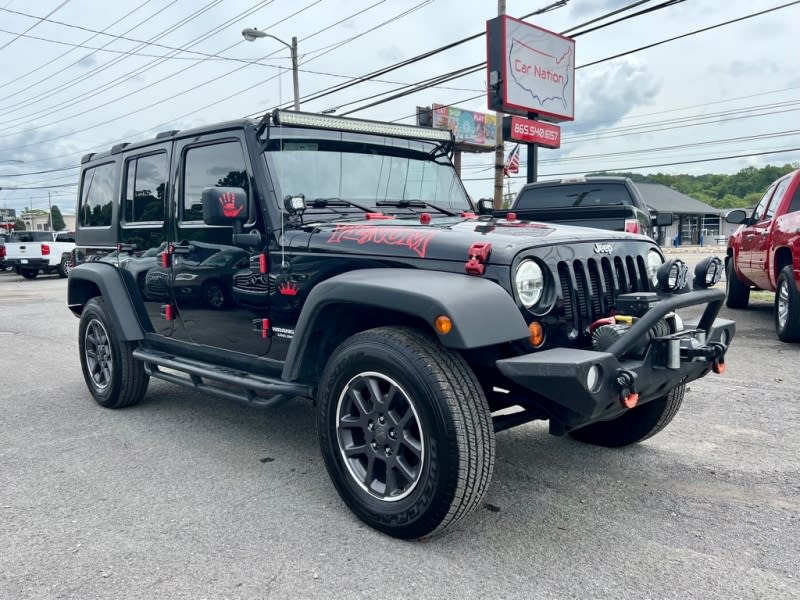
508 38 572 111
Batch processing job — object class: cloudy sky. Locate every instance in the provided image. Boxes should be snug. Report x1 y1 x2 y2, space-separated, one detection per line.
0 0 798 216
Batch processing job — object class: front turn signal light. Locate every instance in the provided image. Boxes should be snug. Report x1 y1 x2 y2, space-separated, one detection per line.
529 322 544 347
435 315 452 335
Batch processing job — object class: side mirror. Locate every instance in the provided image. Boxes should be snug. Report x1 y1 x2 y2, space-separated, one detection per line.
725 209 748 225
477 198 494 215
654 212 673 227
201 187 248 226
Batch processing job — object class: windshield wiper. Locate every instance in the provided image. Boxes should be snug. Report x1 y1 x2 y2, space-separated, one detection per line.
376 199 457 216
309 197 377 213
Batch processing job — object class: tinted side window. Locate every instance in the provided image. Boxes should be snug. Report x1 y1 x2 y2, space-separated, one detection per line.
766 178 790 219
124 153 167 223
56 232 75 243
80 162 117 228
752 185 775 222
515 183 633 209
182 141 249 222
789 184 800 214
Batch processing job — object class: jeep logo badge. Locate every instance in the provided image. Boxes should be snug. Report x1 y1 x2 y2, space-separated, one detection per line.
594 243 613 254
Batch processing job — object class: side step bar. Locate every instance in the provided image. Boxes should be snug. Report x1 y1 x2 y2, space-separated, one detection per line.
132 347 313 408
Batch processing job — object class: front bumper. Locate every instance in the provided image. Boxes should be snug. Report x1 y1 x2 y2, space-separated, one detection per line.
496 288 735 429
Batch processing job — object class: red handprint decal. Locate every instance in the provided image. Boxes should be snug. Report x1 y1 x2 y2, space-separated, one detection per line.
219 192 244 218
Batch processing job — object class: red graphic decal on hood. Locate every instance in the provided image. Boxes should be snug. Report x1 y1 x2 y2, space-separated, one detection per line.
327 225 439 258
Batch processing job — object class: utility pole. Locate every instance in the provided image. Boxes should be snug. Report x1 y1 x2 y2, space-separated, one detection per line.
48 191 52 230
289 36 300 111
492 0 506 209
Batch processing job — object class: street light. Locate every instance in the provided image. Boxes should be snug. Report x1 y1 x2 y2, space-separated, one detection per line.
242 27 300 111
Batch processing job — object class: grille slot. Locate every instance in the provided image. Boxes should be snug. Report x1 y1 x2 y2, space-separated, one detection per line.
557 254 651 334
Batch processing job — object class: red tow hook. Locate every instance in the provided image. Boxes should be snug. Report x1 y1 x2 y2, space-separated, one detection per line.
712 358 726 374
465 242 492 276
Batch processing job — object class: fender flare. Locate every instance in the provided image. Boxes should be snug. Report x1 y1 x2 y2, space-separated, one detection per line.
67 262 145 341
282 268 530 381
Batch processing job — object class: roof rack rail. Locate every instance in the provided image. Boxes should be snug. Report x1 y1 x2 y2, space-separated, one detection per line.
110 142 130 154
155 129 180 140
80 153 96 164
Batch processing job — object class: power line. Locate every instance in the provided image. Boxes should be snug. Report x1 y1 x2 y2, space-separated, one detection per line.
0 0 207 113
337 1 798 117
0 0 155 90
461 147 800 181
0 0 70 52
0 0 432 150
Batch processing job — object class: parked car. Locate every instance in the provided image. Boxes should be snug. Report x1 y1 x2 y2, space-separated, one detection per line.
725 169 800 342
487 176 672 239
4 230 76 278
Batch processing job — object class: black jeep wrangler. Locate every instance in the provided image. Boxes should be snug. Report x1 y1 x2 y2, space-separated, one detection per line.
68 110 735 539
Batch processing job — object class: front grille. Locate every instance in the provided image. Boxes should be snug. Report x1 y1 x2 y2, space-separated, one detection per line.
556 255 650 335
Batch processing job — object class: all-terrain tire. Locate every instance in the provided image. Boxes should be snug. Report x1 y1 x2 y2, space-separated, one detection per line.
568 385 685 448
317 326 495 539
78 297 149 408
725 258 750 309
775 265 800 343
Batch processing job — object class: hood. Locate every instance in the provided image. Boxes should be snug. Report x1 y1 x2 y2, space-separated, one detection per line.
304 215 656 264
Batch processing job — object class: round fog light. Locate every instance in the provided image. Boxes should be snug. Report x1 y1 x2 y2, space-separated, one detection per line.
586 365 601 392
719 329 730 346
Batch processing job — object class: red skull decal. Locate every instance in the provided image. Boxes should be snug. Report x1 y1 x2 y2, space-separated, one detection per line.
219 192 244 218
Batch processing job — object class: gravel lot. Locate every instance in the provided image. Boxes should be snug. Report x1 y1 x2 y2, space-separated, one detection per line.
1 268 798 600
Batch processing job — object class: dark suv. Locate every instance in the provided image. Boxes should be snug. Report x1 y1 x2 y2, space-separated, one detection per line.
68 110 734 539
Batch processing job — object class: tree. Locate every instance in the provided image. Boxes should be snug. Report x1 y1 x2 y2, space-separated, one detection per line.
14 219 25 230
50 205 66 231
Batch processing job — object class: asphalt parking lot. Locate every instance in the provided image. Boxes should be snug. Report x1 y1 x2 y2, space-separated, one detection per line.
1 264 798 600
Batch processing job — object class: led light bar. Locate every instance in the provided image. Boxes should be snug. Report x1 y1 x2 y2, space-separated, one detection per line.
271 109 453 144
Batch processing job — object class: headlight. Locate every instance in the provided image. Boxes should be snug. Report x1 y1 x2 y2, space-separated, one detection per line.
515 260 544 308
646 249 664 286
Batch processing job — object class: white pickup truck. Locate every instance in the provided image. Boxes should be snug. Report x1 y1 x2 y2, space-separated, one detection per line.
5 231 76 279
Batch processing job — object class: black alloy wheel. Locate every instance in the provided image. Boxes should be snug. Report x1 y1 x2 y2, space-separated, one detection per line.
336 371 424 501
84 318 113 391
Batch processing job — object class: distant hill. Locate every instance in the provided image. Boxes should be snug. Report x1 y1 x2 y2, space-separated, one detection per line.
587 163 798 208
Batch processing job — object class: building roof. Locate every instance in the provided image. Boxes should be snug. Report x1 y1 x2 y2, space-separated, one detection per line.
637 183 723 215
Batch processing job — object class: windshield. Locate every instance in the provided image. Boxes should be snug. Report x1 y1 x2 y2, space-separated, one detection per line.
264 139 470 212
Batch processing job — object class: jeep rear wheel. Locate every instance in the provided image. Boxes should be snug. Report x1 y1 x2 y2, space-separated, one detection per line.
79 297 149 409
725 258 750 309
568 385 685 448
317 326 495 539
775 265 800 343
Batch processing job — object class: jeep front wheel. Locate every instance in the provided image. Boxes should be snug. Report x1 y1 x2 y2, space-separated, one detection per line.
775 265 800 342
317 327 495 539
568 385 685 447
79 297 149 408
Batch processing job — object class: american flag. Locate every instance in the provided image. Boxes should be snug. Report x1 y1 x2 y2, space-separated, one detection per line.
504 144 520 176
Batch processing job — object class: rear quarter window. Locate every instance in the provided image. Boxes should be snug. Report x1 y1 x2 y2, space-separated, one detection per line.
79 162 118 228
515 183 634 209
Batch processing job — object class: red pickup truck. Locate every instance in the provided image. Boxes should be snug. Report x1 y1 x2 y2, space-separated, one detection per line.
725 169 800 342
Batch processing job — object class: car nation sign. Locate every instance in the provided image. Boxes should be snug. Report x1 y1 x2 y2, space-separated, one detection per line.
486 15 575 122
